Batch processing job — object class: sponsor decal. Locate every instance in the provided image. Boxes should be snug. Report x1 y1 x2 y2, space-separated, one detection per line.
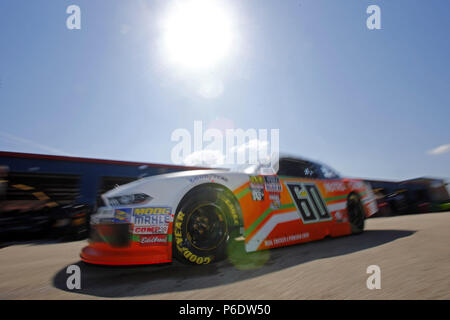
264 232 310 247
269 193 281 209
113 208 131 223
188 174 228 184
264 176 282 193
133 225 168 234
269 193 280 201
250 176 265 201
251 189 264 201
140 235 168 246
133 214 172 225
133 207 171 215
132 207 173 225
349 180 365 190
249 176 264 189
324 182 346 193
270 201 280 209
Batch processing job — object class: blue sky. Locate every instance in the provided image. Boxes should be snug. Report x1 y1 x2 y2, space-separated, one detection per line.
0 0 449 181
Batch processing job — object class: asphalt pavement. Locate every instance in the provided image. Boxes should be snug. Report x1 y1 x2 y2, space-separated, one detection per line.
0 211 449 299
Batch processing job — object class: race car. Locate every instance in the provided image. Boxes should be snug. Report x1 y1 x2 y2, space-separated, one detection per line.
80 156 378 266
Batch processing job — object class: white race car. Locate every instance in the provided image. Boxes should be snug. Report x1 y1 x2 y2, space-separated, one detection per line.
81 156 377 265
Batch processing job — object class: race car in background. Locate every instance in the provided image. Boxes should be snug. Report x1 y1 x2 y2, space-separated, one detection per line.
81 156 378 266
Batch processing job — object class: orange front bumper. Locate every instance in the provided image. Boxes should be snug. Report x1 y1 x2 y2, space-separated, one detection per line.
80 223 173 266
80 243 172 266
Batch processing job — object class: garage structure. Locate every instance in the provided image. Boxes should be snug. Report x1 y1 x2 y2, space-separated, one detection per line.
0 151 203 210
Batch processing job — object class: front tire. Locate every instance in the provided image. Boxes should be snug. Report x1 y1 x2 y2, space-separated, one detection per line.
347 193 365 234
173 186 240 265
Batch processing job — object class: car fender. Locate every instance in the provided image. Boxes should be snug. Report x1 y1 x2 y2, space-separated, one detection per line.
102 170 249 218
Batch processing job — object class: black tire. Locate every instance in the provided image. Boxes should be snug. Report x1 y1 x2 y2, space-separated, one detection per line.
173 186 240 265
347 193 365 234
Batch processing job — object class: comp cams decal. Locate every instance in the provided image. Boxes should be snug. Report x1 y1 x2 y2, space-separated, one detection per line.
132 225 168 234
285 182 332 223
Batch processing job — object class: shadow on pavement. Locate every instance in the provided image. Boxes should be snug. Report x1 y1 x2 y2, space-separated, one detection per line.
52 229 414 298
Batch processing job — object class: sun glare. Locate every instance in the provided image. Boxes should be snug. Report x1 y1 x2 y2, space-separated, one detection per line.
161 0 235 71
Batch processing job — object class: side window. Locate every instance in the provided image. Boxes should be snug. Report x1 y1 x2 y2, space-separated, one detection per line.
277 159 319 179
318 164 340 180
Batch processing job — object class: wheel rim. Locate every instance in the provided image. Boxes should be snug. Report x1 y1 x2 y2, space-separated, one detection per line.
186 203 227 251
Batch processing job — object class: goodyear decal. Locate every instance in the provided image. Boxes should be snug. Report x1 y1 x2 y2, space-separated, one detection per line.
188 174 228 184
218 193 240 226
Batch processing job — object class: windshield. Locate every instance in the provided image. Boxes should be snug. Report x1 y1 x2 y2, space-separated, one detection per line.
228 157 341 179
226 162 278 175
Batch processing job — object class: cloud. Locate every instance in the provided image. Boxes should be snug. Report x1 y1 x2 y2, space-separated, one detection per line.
183 149 224 167
229 138 269 154
428 144 450 155
181 138 278 168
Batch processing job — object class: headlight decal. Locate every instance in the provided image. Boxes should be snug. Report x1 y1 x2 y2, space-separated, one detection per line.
108 193 153 206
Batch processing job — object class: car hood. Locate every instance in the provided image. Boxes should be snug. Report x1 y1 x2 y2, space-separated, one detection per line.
103 169 230 198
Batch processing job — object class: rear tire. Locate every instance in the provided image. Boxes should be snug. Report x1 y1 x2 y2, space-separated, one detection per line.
347 193 365 234
173 186 240 265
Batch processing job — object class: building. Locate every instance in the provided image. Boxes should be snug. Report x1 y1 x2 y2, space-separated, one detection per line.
0 151 204 211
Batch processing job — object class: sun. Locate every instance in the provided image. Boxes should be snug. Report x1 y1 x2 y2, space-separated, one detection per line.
160 0 235 71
